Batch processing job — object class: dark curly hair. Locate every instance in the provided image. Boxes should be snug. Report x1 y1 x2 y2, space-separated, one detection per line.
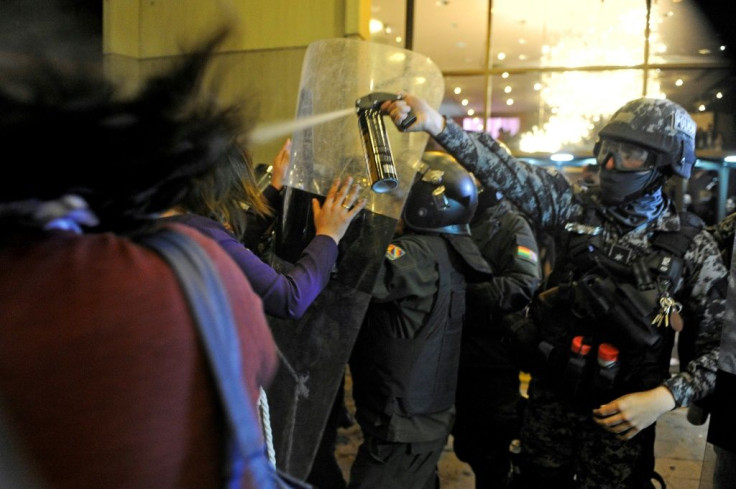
0 4 253 235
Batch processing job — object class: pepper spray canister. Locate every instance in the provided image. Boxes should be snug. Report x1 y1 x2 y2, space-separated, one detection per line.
355 92 417 193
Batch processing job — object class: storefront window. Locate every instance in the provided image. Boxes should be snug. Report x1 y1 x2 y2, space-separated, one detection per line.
369 0 735 218
369 0 733 153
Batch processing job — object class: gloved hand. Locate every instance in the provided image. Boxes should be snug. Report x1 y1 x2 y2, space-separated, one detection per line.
502 311 544 373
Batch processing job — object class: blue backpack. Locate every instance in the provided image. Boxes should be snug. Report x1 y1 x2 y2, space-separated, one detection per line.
141 229 311 489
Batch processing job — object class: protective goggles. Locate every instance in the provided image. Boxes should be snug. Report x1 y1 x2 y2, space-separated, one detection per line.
596 139 653 172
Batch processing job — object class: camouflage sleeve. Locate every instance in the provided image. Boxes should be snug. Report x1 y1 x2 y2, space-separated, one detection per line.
708 211 736 249
663 229 728 407
433 118 576 236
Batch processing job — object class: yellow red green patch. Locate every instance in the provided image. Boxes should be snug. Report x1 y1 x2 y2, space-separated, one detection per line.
517 245 538 263
386 244 406 261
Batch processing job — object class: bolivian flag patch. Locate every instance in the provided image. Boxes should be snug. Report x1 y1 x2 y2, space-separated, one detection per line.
386 244 406 261
517 245 538 264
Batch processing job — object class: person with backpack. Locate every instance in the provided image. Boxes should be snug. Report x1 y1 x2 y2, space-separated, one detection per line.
381 94 728 489
0 6 282 487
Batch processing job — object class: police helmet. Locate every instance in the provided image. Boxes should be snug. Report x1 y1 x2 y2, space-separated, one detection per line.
476 180 503 211
593 97 697 179
402 151 478 235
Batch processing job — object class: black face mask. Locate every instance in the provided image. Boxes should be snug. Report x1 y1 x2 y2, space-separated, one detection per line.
599 169 659 205
598 168 666 227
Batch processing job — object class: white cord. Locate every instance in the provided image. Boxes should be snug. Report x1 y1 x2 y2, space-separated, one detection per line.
258 387 277 466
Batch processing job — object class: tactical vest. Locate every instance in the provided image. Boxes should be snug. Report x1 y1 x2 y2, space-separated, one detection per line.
531 198 702 409
351 236 467 417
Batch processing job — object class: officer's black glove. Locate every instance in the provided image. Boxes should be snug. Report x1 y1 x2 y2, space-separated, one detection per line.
502 311 544 373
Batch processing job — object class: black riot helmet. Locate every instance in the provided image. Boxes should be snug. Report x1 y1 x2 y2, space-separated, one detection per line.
402 151 478 236
593 97 697 179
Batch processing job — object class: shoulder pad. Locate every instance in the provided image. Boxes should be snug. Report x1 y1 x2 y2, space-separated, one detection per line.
651 211 703 257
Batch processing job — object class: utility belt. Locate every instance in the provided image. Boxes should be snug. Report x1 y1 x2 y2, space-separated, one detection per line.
507 206 700 410
506 274 672 410
553 273 663 351
534 332 625 410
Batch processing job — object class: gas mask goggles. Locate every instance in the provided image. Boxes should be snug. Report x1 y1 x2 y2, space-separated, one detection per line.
597 138 663 207
596 139 654 173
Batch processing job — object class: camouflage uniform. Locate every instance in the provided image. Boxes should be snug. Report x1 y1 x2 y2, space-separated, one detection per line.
705 212 736 488
707 211 736 266
430 117 728 488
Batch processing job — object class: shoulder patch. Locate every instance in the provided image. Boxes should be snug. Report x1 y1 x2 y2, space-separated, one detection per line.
386 243 406 261
517 245 538 264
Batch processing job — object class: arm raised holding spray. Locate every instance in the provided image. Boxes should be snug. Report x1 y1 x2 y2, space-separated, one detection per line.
380 93 445 137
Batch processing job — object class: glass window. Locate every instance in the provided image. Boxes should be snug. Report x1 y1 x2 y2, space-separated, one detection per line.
648 67 736 154
650 0 729 65
369 0 733 158
441 75 488 119
490 0 647 70
368 1 407 51
413 0 488 71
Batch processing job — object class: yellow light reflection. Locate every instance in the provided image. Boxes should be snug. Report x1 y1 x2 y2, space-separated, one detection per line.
389 53 407 63
519 2 665 153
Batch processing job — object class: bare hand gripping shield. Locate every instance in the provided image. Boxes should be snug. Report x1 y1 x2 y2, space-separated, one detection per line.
355 92 417 193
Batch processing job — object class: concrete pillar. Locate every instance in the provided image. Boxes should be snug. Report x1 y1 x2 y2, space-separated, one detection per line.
102 0 370 162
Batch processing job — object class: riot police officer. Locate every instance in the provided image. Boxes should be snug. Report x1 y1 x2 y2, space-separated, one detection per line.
382 94 727 489
347 152 491 489
452 181 542 488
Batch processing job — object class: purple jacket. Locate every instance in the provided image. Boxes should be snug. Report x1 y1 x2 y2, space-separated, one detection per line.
162 213 338 319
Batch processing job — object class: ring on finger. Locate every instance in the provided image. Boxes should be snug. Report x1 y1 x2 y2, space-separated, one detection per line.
342 202 352 209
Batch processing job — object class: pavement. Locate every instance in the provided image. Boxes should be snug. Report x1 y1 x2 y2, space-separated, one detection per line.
332 370 714 489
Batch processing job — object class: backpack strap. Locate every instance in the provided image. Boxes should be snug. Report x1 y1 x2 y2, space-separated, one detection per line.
640 211 702 295
650 211 703 258
140 228 282 489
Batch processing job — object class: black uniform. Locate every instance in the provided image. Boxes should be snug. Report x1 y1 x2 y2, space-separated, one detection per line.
348 232 487 489
452 199 541 488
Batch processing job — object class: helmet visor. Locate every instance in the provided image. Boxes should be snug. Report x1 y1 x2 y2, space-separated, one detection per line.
597 139 653 172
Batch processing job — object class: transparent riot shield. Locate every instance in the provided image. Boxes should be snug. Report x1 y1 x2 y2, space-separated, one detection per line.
263 38 443 478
